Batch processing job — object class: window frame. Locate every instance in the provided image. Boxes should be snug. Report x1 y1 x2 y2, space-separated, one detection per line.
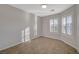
62 15 72 35
50 17 58 33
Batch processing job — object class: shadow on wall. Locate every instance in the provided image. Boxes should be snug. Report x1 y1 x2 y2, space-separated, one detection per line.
21 27 31 42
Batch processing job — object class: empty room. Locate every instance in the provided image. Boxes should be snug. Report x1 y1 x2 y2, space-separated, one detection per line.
0 4 79 54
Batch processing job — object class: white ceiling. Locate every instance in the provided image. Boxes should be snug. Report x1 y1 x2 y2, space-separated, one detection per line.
10 4 74 17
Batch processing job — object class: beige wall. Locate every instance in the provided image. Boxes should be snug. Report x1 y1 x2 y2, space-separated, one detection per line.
0 5 27 50
0 4 42 50
76 5 79 51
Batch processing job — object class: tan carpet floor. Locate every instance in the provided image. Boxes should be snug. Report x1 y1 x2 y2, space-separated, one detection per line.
0 36 78 54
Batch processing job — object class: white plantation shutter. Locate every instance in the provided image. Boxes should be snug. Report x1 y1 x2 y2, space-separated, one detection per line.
62 15 72 35
50 18 58 32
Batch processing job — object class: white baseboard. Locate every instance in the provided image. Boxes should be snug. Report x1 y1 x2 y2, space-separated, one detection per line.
42 35 78 51
0 42 22 51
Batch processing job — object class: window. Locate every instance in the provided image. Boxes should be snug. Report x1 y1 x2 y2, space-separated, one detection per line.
50 18 58 32
50 19 54 32
62 15 72 35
